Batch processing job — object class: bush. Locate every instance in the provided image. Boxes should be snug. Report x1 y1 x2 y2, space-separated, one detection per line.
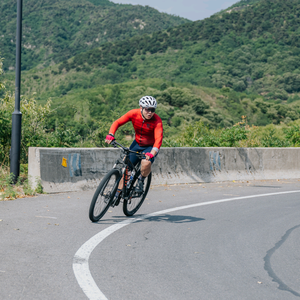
284 125 300 146
261 128 290 147
193 98 209 115
171 116 181 127
219 124 248 147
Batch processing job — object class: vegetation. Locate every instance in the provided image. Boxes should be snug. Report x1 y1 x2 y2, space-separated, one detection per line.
0 0 189 71
2 0 300 201
0 165 36 200
216 0 262 14
164 116 300 148
38 0 300 99
4 0 300 104
1 75 300 167
1 60 38 199
5 69 300 136
0 92 82 165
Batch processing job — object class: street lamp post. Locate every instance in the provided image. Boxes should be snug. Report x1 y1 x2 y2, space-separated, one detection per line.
10 0 23 183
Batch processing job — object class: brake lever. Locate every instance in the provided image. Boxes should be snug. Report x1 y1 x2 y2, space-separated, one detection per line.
111 140 118 148
138 154 146 160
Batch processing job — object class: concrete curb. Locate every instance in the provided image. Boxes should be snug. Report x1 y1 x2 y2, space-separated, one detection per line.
28 147 300 193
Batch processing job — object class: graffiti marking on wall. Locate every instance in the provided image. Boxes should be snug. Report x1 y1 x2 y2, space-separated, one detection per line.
209 151 221 172
69 153 82 177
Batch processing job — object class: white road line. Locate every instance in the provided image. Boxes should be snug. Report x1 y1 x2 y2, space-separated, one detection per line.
73 190 300 300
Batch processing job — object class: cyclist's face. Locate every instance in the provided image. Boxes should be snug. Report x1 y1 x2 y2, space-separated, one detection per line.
140 106 155 119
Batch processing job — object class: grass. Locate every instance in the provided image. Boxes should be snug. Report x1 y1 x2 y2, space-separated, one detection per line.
0 164 38 201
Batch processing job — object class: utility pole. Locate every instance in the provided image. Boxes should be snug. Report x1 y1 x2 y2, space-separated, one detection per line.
10 0 23 183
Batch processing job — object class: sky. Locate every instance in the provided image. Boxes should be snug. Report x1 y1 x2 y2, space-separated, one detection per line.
111 0 240 21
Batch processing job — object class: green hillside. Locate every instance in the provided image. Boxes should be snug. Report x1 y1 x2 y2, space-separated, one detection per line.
67 0 299 98
2 0 300 141
8 0 300 100
216 0 262 14
2 74 300 166
0 0 189 71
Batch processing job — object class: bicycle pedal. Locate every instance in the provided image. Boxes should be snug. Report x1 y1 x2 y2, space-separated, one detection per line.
134 189 143 196
111 194 122 207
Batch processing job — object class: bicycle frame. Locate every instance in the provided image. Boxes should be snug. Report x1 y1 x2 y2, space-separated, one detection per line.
111 141 145 200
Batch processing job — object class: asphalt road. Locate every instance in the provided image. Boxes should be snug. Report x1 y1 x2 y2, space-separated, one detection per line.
1 179 300 300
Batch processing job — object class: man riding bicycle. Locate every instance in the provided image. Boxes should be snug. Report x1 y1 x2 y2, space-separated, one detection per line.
105 96 163 196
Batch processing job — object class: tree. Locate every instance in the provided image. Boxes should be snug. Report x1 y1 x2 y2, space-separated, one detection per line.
0 53 79 165
233 80 246 92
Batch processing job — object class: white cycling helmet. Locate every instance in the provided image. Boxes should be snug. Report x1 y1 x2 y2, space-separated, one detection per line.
139 96 157 108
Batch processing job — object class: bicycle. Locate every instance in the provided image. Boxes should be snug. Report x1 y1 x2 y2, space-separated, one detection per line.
89 140 152 222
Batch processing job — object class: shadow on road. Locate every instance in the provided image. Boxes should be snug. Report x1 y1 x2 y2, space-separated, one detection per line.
140 214 205 223
95 214 205 224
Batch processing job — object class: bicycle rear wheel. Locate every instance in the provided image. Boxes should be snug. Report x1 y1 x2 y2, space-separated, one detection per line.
89 169 120 222
123 171 152 216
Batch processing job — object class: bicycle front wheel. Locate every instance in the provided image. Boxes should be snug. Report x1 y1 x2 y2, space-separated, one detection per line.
123 171 152 216
89 169 120 222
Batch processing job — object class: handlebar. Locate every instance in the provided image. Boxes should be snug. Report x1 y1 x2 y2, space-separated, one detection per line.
111 140 145 159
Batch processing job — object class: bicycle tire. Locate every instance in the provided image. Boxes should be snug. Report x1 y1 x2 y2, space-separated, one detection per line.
123 171 152 216
89 169 121 222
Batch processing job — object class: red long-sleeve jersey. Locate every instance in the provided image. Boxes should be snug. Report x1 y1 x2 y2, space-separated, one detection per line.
109 109 163 151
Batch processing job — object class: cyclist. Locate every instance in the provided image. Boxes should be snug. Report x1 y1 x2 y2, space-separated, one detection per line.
105 96 163 196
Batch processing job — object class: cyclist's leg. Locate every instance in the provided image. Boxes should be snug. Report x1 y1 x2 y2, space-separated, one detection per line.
134 146 156 194
129 141 158 178
141 160 151 177
140 146 157 177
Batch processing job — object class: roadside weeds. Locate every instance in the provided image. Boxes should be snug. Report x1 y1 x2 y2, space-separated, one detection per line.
0 165 42 201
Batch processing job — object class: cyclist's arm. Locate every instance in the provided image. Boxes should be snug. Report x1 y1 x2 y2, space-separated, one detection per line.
152 119 163 154
109 111 132 135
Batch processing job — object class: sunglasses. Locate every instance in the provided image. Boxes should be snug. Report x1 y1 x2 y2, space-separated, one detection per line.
144 108 155 113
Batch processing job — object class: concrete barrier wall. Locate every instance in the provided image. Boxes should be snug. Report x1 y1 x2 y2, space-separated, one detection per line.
28 147 300 193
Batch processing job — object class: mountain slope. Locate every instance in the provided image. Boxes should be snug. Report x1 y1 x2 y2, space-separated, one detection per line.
41 0 298 99
4 0 300 101
3 0 300 143
0 0 189 71
216 0 262 14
